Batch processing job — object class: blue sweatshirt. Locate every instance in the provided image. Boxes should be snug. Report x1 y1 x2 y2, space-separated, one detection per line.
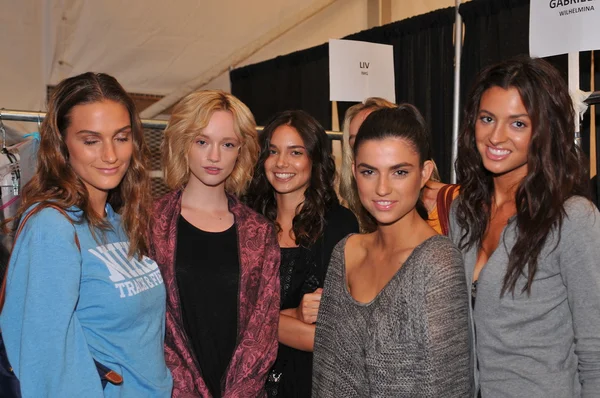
0 204 173 397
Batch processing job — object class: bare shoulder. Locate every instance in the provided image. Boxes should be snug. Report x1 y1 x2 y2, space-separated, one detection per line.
344 233 370 271
346 233 369 254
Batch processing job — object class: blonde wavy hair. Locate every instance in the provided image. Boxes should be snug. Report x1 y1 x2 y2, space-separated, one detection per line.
162 90 259 196
340 97 397 232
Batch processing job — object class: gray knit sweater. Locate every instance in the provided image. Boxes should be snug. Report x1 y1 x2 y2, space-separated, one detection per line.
449 196 600 397
312 234 473 397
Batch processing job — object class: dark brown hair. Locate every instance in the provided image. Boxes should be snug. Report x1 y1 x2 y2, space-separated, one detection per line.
245 110 338 246
455 56 590 295
354 104 432 221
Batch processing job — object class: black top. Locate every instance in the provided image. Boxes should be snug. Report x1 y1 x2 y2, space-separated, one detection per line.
176 216 240 398
280 247 319 309
267 204 359 398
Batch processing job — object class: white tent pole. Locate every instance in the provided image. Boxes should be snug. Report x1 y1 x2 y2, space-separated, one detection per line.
140 0 339 118
451 0 462 184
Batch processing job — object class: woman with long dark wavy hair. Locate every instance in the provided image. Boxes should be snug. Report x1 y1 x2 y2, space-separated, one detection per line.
450 56 600 397
246 110 358 397
0 72 172 396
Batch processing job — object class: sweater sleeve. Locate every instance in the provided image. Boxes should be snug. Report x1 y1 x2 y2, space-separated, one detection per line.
224 223 280 398
558 198 600 397
0 208 104 396
423 243 473 397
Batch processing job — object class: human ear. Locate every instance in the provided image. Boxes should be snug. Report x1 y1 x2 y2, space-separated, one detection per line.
420 160 434 188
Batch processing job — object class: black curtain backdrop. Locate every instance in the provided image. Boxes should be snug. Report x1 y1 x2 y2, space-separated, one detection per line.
340 9 456 183
231 0 596 187
231 7 456 182
461 0 599 208
230 44 330 130
459 0 568 104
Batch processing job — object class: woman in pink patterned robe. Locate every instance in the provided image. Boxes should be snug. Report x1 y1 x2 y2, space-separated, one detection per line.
149 90 280 398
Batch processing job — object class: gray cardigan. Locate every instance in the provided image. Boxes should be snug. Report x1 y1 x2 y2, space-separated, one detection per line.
450 196 600 397
312 234 473 397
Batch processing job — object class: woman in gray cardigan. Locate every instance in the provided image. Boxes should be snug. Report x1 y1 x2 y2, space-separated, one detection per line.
313 105 473 397
451 56 600 397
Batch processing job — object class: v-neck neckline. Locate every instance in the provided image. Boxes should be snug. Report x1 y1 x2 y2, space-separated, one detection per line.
342 235 440 306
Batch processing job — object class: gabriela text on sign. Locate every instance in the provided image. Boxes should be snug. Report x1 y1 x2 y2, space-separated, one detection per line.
550 0 594 7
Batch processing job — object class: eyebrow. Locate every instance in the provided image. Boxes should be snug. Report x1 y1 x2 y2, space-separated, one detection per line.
269 144 306 150
197 133 240 141
196 133 239 140
479 109 530 119
357 162 414 170
76 126 132 136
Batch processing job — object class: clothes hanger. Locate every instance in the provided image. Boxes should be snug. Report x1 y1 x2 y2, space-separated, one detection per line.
0 109 6 151
0 109 20 196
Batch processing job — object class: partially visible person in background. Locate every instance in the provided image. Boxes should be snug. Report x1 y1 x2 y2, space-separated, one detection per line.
421 161 459 235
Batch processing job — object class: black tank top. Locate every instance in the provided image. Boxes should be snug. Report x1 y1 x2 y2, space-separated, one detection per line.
176 216 240 398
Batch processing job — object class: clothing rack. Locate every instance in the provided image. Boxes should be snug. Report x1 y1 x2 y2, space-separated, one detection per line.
585 91 600 106
0 109 343 140
0 109 168 130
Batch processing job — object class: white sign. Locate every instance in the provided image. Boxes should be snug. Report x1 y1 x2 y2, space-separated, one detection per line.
329 39 396 103
530 0 600 57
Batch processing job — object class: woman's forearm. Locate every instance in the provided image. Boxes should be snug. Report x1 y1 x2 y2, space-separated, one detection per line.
278 313 316 352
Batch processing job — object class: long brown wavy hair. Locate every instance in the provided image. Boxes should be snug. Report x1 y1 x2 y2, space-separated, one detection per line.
455 56 590 295
12 72 152 258
245 110 339 247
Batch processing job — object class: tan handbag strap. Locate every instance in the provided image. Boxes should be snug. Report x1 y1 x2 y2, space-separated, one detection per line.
436 184 459 236
0 203 79 311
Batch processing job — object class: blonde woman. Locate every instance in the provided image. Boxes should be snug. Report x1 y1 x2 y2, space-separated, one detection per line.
149 90 280 397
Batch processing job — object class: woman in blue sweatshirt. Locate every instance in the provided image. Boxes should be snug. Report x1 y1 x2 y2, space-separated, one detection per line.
0 73 172 396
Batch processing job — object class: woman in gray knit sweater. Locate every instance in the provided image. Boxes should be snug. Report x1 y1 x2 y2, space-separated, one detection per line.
451 56 600 397
312 105 473 397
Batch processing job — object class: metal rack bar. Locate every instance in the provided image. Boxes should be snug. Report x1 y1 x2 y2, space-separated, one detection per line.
585 91 600 106
0 109 343 140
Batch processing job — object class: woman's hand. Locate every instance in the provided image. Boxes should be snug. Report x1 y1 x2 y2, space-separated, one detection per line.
296 288 323 324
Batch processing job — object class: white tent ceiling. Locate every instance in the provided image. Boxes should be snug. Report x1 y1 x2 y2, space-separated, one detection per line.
1 0 462 131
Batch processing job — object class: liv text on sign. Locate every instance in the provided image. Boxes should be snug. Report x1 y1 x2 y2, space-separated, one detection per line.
360 62 369 75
